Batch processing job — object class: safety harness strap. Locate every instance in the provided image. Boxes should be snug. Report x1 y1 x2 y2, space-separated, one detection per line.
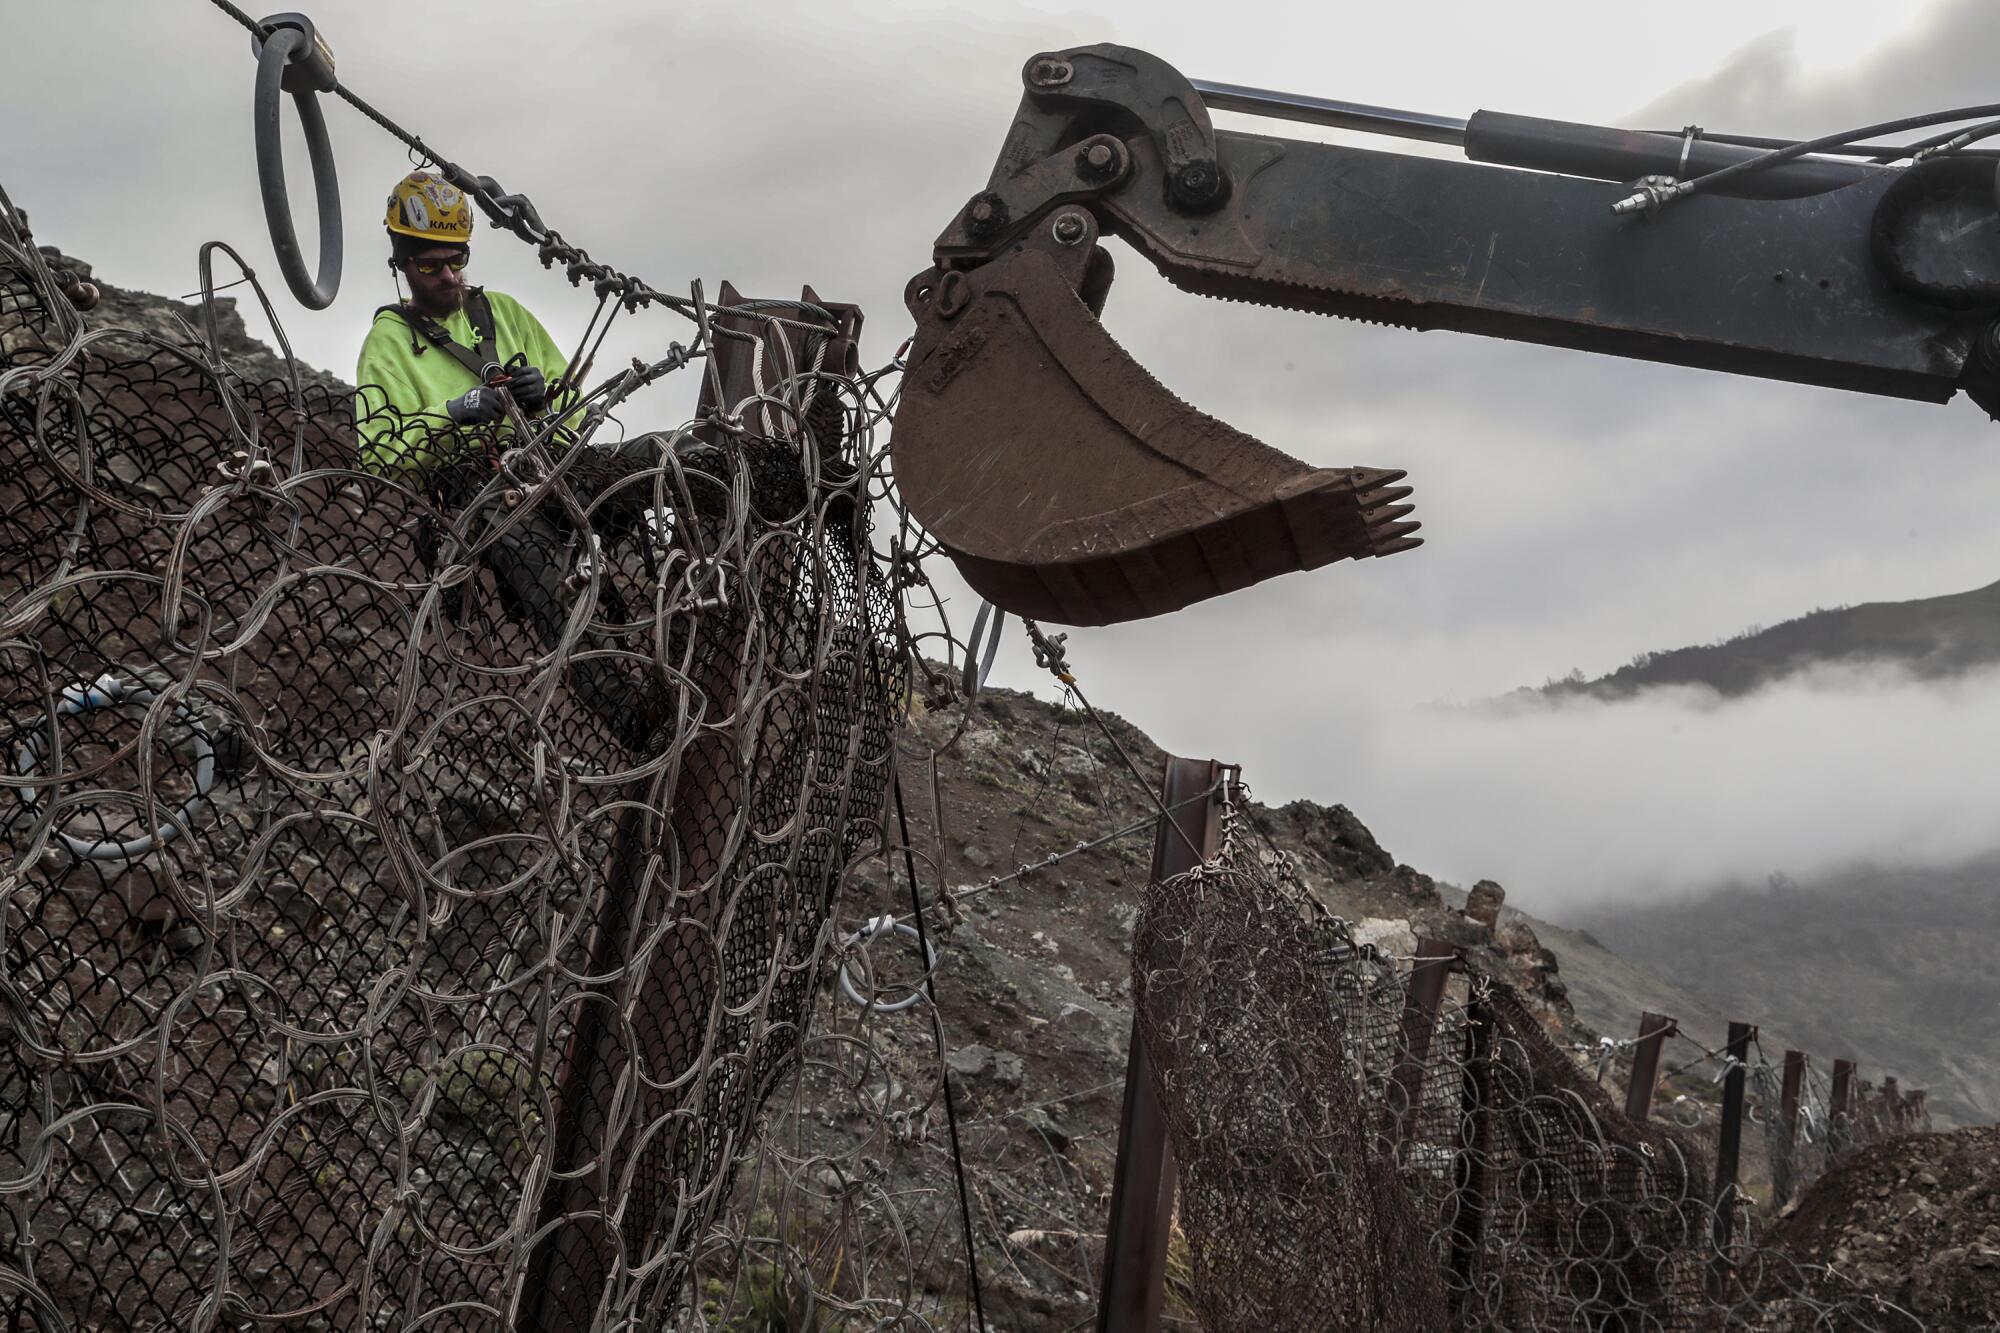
377 287 500 380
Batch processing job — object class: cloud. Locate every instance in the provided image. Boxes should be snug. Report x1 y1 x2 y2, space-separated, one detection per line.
1337 660 2000 914
1633 0 2000 134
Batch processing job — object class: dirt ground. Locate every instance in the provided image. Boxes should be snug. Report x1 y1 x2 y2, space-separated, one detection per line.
1763 1126 2000 1330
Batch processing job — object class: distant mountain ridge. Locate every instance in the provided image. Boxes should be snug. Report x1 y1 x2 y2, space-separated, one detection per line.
1543 577 2000 699
1532 574 2000 1126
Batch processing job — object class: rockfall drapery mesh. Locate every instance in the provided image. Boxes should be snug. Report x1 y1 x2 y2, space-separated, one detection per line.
1131 829 1929 1332
1758 1053 1933 1213
0 184 942 1330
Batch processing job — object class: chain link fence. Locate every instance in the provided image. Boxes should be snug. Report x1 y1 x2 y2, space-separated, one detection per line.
1133 847 1929 1331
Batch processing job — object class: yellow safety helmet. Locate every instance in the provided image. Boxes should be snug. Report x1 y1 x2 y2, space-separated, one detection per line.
384 171 474 244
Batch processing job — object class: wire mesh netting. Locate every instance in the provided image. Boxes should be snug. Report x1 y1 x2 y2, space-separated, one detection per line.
1131 832 1930 1332
0 185 963 1330
0 168 1954 1333
1758 1056 1933 1212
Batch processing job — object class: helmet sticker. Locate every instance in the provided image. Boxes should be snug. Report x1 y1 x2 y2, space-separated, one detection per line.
387 172 471 237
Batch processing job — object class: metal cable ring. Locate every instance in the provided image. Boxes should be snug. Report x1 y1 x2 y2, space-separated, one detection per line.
13 672 215 860
961 599 1006 699
252 22 343 309
838 914 937 1014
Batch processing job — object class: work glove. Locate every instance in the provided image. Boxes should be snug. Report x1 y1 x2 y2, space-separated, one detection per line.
506 363 549 411
446 384 507 426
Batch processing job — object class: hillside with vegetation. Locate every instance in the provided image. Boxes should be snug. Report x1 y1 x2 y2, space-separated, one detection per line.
1528 578 2000 1126
1541 579 2000 699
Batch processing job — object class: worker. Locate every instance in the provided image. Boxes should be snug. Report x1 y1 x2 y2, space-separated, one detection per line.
355 171 568 476
353 170 662 748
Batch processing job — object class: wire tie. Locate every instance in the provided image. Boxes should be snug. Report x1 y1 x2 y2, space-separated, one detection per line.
1677 124 1702 180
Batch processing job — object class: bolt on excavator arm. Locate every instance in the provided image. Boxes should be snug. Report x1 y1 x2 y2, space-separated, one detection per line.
891 44 2000 627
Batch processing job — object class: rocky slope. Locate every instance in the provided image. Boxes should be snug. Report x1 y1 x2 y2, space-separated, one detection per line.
1578 861 2000 1127
1765 1126 2000 1329
865 672 1739 1327
27 241 341 391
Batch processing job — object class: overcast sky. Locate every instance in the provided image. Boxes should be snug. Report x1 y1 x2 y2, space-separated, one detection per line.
6 0 1999 914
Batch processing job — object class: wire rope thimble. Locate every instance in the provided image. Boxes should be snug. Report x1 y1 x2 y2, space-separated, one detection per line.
838 914 937 1014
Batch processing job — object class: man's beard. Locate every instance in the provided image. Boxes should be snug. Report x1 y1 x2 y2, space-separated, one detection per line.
414 286 466 318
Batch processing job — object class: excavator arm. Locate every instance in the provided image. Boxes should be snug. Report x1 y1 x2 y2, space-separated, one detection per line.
892 45 2000 626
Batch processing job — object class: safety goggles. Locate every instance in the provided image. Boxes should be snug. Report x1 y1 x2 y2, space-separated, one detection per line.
408 254 470 276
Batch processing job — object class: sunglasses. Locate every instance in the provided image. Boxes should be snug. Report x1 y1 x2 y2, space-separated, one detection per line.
408 254 470 275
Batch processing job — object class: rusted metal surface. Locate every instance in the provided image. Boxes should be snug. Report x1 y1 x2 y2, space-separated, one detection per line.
1098 1029 1176 1333
696 279 863 447
1387 936 1456 1152
1831 1058 1857 1129
1711 1021 1756 1285
1780 1050 1806 1142
1448 990 1496 1297
893 247 1418 626
1624 1011 1676 1123
1774 1048 1808 1206
1097 755 1223 1332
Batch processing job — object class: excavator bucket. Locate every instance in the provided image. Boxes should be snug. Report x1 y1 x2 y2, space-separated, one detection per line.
892 246 1419 627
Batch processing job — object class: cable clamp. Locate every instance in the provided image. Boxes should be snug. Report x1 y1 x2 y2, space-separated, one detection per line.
838 915 937 1014
1676 124 1702 180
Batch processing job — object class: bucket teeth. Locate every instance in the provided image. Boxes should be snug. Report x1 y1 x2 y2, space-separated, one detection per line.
1371 524 1426 555
1350 467 1409 492
891 247 1424 626
1364 503 1418 534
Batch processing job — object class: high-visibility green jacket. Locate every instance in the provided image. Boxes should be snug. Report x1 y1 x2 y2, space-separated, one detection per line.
353 289 568 478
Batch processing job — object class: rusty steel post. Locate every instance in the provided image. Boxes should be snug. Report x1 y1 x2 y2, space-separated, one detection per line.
1831 1058 1857 1150
1623 1011 1676 1123
1710 1021 1755 1292
1096 755 1222 1333
517 798 652 1333
1780 1050 1806 1142
1831 1058 1856 1114
1387 936 1457 1152
1447 989 1496 1313
1773 1049 1807 1206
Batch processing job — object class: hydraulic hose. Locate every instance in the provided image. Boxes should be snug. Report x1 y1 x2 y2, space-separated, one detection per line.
1615 101 2000 215
252 21 342 308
